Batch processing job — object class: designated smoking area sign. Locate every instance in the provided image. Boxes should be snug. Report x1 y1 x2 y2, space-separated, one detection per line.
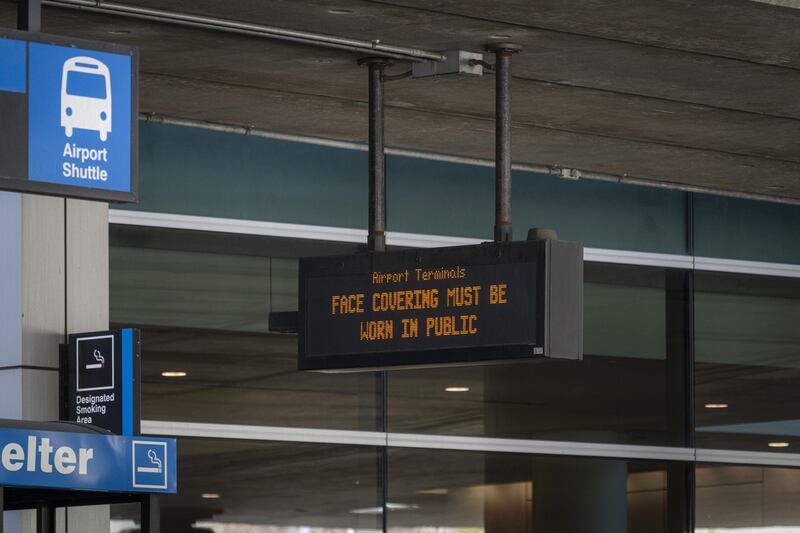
62 328 141 436
0 329 172 532
0 28 137 202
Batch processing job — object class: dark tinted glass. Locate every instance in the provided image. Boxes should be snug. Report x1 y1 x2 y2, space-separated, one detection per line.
110 228 379 430
696 464 800 531
388 262 686 446
388 448 670 533
695 272 800 452
120 439 380 532
137 326 379 430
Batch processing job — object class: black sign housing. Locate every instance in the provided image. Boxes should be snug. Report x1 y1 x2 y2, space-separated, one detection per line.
298 239 583 371
61 328 141 435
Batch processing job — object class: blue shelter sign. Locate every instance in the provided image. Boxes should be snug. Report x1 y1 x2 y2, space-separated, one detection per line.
0 427 176 493
0 29 137 202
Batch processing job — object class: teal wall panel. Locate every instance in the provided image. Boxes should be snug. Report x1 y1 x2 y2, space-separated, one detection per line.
127 122 368 228
128 121 689 254
387 156 686 253
694 194 800 264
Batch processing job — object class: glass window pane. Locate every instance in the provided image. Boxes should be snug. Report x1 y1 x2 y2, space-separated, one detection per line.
111 246 270 333
388 448 670 532
139 326 379 429
696 464 800 531
110 229 378 430
695 272 800 451
388 262 680 446
157 438 380 532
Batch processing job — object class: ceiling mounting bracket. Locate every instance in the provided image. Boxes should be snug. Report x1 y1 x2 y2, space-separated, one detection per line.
411 50 486 79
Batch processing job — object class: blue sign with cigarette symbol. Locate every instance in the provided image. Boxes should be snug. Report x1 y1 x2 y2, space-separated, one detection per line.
132 441 168 489
0 427 176 493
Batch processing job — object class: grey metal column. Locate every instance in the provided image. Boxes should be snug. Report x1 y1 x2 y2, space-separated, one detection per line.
36 505 55 533
64 200 112 533
359 57 392 253
18 0 41 32
358 56 393 533
0 4 111 531
486 43 521 243
140 494 160 533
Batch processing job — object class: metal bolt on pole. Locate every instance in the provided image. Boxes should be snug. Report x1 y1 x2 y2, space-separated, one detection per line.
358 57 393 253
486 43 522 243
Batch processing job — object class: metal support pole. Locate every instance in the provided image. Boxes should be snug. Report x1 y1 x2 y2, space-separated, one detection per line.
486 43 521 243
358 56 394 533
0 487 4 533
18 0 42 31
36 504 54 533
359 57 392 253
141 494 160 533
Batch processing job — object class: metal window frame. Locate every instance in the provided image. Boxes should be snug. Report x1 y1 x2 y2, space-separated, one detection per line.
109 209 800 278
120 206 800 533
113 178 800 473
140 420 800 468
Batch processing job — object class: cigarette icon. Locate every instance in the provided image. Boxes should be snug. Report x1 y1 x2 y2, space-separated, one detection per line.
85 349 105 370
137 449 163 474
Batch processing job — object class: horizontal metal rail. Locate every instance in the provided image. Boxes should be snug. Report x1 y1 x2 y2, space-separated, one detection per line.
42 0 445 62
109 209 800 278
142 420 800 468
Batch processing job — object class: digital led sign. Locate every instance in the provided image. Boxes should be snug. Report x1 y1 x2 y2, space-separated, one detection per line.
299 239 583 371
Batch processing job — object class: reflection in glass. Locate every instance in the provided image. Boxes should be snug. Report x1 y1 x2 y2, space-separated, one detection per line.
696 464 800 532
695 273 800 451
135 326 379 430
110 246 278 333
388 448 669 532
153 439 380 533
109 233 378 431
388 263 679 446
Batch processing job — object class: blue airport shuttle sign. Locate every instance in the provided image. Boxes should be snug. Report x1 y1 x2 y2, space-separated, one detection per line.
0 28 137 202
0 427 176 493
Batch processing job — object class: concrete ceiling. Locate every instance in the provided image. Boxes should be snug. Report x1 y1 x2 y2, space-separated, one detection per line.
2 0 800 200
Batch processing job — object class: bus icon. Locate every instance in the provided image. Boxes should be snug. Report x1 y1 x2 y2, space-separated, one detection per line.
60 56 112 141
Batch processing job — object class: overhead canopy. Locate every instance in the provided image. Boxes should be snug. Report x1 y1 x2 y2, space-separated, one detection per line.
1 0 799 201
